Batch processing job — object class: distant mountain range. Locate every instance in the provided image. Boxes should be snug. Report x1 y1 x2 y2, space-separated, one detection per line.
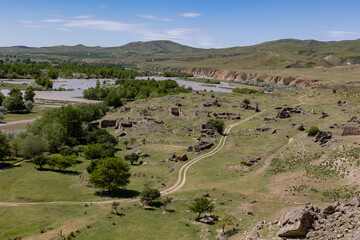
1 38 360 70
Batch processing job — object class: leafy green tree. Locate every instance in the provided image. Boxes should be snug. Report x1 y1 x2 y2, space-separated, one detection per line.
24 87 35 102
0 92 5 105
2 88 24 113
124 153 140 165
189 196 215 220
89 157 131 192
18 135 49 158
84 144 105 160
218 214 236 235
0 131 10 161
0 112 4 122
123 140 129 149
162 197 173 211
47 67 59 79
24 100 33 112
242 98 250 109
209 119 225 134
55 154 77 171
33 154 48 169
86 159 101 174
140 186 161 205
307 126 320 136
111 201 120 214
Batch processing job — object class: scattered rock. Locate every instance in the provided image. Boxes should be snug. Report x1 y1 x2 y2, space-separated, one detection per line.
298 125 305 131
194 142 214 152
198 214 219 225
314 131 332 145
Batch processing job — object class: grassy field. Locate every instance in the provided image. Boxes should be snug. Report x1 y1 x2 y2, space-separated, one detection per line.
1 87 360 239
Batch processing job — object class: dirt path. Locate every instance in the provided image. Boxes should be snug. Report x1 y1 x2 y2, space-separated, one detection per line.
0 159 32 171
0 110 266 207
0 117 39 132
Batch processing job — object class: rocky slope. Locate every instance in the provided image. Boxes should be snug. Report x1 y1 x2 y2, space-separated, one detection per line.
246 195 360 239
148 66 321 88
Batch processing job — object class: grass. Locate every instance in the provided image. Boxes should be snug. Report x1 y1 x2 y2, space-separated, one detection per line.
2 87 360 239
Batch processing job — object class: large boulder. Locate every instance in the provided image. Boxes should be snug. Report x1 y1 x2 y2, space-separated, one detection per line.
278 205 315 238
198 214 219 225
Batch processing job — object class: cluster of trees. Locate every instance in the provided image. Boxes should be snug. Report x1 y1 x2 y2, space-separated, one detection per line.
83 79 191 107
33 153 78 171
0 59 138 80
0 88 34 114
35 77 53 89
162 72 194 78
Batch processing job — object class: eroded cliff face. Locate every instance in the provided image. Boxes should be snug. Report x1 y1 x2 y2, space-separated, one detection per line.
149 66 320 88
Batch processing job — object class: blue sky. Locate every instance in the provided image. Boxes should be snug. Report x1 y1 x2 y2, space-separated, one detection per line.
1 0 360 48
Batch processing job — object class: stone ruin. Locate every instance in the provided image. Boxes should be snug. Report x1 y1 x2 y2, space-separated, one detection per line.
201 122 217 137
167 154 188 162
98 119 118 128
276 107 303 119
194 142 214 152
342 126 360 136
169 107 184 116
212 112 241 120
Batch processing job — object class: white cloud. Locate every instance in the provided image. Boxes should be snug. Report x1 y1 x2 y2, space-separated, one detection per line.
73 15 92 19
20 20 34 24
325 30 360 38
43 19 65 23
138 14 173 22
179 12 201 18
63 19 143 31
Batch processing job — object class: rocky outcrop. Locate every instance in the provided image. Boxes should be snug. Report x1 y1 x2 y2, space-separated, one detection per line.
314 131 332 145
168 154 188 162
170 107 183 116
198 214 219 225
276 107 303 119
278 205 316 237
276 196 360 239
99 119 118 128
342 126 360 136
194 142 214 152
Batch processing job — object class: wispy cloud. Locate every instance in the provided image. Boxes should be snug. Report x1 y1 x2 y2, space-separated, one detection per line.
325 30 360 38
43 19 65 23
21 16 214 47
179 12 201 18
63 19 143 31
20 20 34 24
73 15 92 19
138 14 173 22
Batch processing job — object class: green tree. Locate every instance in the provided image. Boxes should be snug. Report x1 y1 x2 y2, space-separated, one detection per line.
0 112 4 122
0 92 5 105
162 197 173 211
140 186 161 205
124 153 140 165
24 100 33 112
111 201 120 215
24 87 35 102
2 88 24 113
123 140 129 149
218 214 236 235
55 154 77 171
89 157 130 192
189 196 215 220
18 135 49 158
307 126 320 136
33 154 48 169
242 98 250 109
0 131 10 161
209 119 225 134
84 144 105 160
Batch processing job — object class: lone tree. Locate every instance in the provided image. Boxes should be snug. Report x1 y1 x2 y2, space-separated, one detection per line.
89 157 130 192
0 131 10 161
189 196 214 220
209 119 225 134
24 87 35 102
242 98 250 109
111 201 120 215
33 154 48 169
2 88 25 113
123 140 129 149
140 185 161 206
218 214 236 235
124 153 140 165
307 126 320 136
162 196 173 211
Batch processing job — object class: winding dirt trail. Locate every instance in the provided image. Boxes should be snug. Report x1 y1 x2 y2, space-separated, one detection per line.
0 110 265 207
